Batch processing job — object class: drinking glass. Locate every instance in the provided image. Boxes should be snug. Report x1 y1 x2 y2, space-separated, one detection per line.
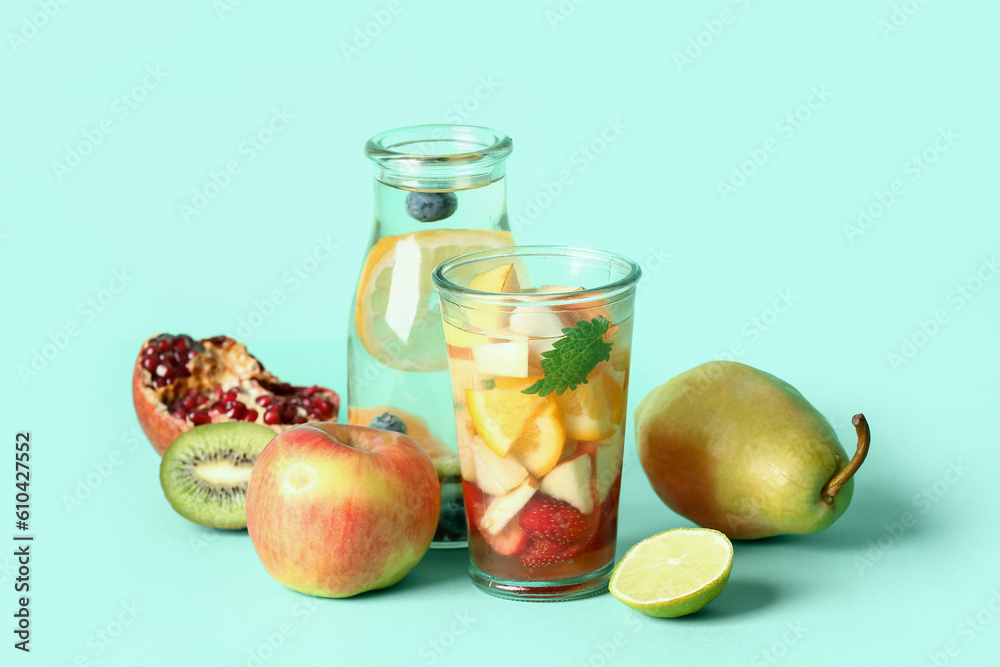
433 245 640 600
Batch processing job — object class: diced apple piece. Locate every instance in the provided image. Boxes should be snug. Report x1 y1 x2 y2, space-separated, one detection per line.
539 454 594 514
480 477 538 536
455 411 477 484
467 264 521 330
534 284 618 336
527 338 554 370
448 358 477 407
508 306 565 338
536 285 584 295
472 340 529 378
470 263 521 293
468 435 529 496
443 322 491 348
593 435 624 503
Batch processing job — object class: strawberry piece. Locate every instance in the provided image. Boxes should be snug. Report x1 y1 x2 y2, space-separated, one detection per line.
489 521 529 556
519 495 588 546
520 539 580 568
462 480 487 534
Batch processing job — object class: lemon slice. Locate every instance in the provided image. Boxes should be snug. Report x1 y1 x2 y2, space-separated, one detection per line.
555 367 623 441
610 528 733 618
354 229 513 372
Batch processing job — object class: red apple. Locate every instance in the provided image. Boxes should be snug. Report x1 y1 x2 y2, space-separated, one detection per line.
246 423 440 598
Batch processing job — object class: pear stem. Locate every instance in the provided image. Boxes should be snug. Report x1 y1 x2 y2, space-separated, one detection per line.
821 414 870 504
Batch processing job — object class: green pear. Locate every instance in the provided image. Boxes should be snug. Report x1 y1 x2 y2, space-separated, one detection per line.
635 361 870 539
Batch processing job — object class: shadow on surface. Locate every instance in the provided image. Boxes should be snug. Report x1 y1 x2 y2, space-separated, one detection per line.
674 578 780 621
364 546 470 598
766 479 931 551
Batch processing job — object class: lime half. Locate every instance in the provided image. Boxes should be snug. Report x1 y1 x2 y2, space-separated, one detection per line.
610 527 734 618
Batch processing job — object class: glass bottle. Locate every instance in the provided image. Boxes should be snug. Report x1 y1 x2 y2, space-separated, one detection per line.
348 125 514 548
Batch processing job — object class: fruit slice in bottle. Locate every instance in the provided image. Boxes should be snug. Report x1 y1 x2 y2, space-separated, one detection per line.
354 229 514 372
554 367 623 441
610 528 734 618
346 404 452 460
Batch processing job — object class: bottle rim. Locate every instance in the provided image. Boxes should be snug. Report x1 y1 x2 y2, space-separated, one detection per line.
365 124 512 167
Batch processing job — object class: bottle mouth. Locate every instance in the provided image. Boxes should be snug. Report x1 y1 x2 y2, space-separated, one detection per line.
364 125 513 190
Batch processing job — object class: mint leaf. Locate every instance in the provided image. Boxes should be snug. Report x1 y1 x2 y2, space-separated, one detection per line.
521 317 613 397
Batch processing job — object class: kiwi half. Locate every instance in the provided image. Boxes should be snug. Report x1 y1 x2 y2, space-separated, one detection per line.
159 422 276 529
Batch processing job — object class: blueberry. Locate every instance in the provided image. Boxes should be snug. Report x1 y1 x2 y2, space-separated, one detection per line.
434 485 467 542
369 412 408 435
405 191 458 222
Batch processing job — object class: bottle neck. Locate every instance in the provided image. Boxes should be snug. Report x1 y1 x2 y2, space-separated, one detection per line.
371 175 510 239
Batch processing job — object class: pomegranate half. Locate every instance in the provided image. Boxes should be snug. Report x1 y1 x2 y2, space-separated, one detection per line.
133 334 340 456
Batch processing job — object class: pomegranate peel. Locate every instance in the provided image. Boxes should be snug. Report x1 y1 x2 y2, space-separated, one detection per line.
133 334 340 456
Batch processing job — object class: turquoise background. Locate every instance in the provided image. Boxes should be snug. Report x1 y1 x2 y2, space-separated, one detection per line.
2 1 999 665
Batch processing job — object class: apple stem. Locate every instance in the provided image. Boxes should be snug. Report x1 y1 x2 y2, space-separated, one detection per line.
821 414 870 504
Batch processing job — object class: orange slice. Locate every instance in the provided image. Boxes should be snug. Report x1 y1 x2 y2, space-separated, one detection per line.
347 404 452 460
354 229 514 372
554 368 623 441
466 384 547 457
509 401 566 477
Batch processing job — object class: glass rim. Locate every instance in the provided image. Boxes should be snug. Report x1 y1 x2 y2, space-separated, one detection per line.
364 124 513 167
432 245 641 307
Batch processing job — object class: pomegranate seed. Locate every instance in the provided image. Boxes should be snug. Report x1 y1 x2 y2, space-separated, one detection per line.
143 346 156 356
313 398 331 416
256 395 272 407
151 377 169 388
180 395 196 411
157 339 171 352
306 410 320 420
142 356 157 371
186 349 197 361
293 416 307 424
174 339 188 351
243 409 259 422
228 402 247 420
263 408 281 425
213 386 223 400
196 395 208 405
170 410 186 420
224 389 239 402
155 363 172 378
208 402 224 416
189 411 211 425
